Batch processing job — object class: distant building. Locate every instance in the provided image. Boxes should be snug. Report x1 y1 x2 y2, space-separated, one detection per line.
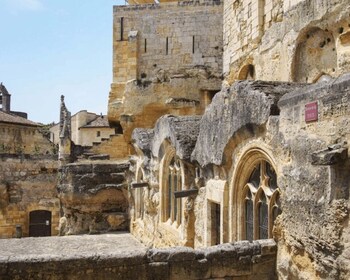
0 84 59 239
0 83 54 155
50 110 117 147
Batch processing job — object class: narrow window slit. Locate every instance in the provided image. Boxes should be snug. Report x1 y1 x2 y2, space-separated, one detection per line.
192 36 195 54
144 39 147 53
166 37 169 55
120 17 124 41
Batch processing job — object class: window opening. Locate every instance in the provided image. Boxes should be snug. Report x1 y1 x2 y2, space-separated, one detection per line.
258 194 268 239
165 156 182 224
211 202 221 245
192 36 195 54
120 17 124 41
166 37 169 55
245 190 254 241
242 160 281 240
144 38 147 53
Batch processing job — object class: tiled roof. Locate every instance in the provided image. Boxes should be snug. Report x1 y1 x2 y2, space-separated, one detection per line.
81 115 110 128
0 111 39 126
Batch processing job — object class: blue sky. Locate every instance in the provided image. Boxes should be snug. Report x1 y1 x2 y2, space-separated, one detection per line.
0 0 124 124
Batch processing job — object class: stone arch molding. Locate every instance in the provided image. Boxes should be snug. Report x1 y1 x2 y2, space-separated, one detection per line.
229 143 281 242
238 64 255 80
292 26 337 83
159 142 185 227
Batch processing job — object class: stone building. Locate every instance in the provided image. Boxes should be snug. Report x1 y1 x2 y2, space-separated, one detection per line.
55 0 350 279
50 110 116 147
0 84 59 238
106 0 350 279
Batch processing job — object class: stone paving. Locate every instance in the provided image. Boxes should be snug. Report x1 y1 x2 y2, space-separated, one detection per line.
0 232 146 260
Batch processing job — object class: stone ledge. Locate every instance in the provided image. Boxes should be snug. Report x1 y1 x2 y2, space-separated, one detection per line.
0 237 277 279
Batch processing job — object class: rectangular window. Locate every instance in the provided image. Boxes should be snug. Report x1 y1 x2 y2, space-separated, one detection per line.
120 17 124 41
192 36 195 54
211 202 221 245
96 131 101 137
166 37 168 55
144 38 147 53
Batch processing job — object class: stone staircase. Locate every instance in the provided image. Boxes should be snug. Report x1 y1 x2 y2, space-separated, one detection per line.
78 134 130 161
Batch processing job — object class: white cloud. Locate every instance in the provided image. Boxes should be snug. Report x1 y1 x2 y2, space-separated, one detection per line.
6 0 44 11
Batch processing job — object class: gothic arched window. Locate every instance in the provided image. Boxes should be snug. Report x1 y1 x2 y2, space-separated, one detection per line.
242 160 281 241
165 156 182 224
134 169 144 219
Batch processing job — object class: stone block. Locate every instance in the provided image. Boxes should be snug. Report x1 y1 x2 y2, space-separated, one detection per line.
257 239 277 256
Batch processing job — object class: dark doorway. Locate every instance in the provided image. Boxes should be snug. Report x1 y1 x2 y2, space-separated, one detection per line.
29 210 51 237
211 202 221 245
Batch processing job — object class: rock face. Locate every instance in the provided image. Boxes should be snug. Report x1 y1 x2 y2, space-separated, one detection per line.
57 160 129 235
151 115 202 161
191 80 305 167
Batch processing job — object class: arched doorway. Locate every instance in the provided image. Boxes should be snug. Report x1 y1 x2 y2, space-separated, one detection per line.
29 210 51 237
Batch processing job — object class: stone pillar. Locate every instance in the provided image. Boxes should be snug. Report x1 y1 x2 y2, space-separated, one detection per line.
58 95 72 165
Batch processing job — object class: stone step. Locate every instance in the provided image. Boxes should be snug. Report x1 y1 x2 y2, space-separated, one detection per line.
88 154 110 161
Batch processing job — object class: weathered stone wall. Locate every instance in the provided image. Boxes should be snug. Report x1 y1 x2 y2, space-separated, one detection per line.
223 0 350 83
113 1 223 83
0 123 55 155
90 134 130 160
130 115 200 248
58 160 130 235
108 0 223 144
275 74 350 279
0 154 59 238
191 75 350 279
130 74 350 279
0 238 277 280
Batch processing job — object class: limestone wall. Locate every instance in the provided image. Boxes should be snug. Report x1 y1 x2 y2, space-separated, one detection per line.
0 239 277 280
275 74 350 280
0 123 55 155
223 0 350 83
57 160 130 235
0 154 59 238
109 0 223 143
113 1 223 83
130 74 350 279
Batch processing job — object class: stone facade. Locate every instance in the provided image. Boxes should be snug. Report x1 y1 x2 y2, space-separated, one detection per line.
0 154 59 238
108 0 223 146
0 120 55 155
0 86 59 239
223 0 350 83
0 85 55 155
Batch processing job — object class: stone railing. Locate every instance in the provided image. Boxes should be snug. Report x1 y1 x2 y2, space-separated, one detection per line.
0 239 277 279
